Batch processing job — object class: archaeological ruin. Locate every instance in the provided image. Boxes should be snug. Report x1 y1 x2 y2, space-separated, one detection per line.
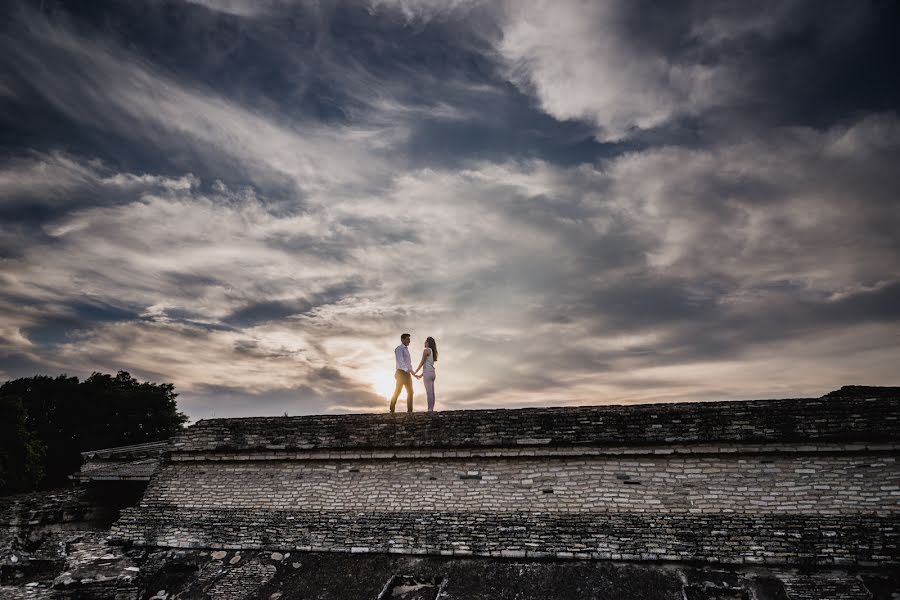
2 387 898 599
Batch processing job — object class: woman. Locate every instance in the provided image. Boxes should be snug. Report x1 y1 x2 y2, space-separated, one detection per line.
413 336 438 412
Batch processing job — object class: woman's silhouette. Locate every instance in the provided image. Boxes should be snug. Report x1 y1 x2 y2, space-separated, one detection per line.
413 336 438 412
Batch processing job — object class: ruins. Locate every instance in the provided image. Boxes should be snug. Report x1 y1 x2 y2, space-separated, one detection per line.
2 388 898 599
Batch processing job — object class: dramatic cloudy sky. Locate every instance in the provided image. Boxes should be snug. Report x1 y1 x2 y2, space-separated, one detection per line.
1 0 898 418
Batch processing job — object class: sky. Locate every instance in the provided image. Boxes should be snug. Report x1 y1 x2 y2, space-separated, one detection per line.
1 0 899 419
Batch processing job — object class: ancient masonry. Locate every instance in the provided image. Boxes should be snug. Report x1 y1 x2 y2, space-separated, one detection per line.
111 397 899 567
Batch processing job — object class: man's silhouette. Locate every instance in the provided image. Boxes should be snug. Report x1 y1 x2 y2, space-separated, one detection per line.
390 333 414 413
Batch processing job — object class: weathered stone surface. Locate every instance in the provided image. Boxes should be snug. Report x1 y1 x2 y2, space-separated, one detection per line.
122 453 898 514
75 441 168 485
50 532 141 593
0 487 111 591
112 509 898 566
207 560 275 599
170 397 900 454
113 397 900 566
0 488 105 561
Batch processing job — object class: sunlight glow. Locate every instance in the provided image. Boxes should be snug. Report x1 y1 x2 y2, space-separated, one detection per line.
367 368 398 400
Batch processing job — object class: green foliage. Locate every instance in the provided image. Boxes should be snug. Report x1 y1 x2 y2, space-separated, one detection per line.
0 393 47 493
0 371 188 494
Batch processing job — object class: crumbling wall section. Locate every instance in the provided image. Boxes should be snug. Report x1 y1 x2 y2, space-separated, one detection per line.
111 397 900 566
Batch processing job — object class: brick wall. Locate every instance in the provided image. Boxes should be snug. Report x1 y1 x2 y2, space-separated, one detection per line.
111 509 897 565
131 453 896 514
112 397 900 566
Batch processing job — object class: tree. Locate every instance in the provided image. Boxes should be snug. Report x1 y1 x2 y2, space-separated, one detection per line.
0 393 46 494
0 371 188 492
76 371 187 449
1 374 80 486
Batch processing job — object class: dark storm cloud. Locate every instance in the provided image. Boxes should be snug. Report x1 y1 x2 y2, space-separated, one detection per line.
660 0 900 128
1 0 898 415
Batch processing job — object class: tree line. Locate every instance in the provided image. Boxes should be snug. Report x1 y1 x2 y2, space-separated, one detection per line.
0 371 188 495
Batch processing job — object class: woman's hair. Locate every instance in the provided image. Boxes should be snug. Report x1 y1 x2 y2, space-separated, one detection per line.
426 336 438 361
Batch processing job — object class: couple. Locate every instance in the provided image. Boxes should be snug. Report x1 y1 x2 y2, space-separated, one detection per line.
389 332 438 413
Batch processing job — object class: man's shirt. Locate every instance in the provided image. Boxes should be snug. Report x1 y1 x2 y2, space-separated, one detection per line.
395 344 412 372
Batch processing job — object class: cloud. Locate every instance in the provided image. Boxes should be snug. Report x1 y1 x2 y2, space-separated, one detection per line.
496 1 707 140
1 0 898 417
397 0 873 140
180 0 283 17
3 110 899 413
368 0 486 24
223 283 364 328
0 3 408 199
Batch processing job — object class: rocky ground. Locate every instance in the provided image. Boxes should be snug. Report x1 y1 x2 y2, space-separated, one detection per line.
3 537 899 599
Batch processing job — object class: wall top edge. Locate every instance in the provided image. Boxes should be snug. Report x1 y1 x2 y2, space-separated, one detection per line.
165 442 900 462
168 397 900 454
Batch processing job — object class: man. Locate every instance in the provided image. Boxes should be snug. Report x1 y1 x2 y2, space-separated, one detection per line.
389 333 414 413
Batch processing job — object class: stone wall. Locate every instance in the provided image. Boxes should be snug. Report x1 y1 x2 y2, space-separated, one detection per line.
133 452 896 514
112 397 900 567
170 397 899 453
0 487 106 579
0 488 102 533
112 509 897 565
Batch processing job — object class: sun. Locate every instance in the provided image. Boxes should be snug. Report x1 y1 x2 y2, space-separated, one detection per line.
368 369 400 399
